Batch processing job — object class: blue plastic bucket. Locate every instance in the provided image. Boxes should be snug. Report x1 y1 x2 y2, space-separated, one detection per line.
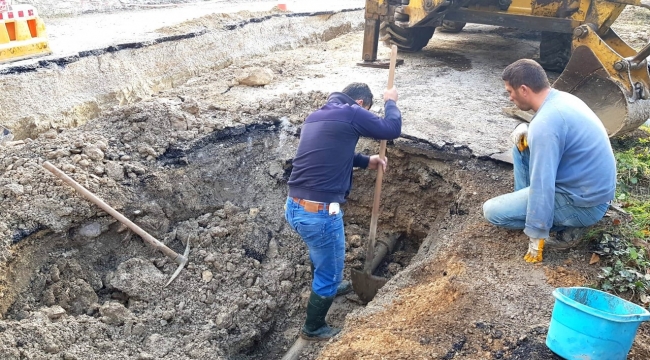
546 287 650 360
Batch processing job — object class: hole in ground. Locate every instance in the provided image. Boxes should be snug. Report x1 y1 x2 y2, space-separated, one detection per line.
0 122 462 359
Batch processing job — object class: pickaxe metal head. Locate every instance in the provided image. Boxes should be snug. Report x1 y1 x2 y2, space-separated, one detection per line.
164 239 190 287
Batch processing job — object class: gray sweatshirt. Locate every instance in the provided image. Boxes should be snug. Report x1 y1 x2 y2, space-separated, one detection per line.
525 89 616 239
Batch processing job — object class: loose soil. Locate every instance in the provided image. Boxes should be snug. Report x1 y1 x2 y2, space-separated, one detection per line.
1 4 650 360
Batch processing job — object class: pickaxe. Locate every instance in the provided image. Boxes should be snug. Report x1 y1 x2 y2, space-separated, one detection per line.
42 161 189 287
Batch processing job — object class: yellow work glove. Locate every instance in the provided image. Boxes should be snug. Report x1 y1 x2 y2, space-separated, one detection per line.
524 237 545 263
511 123 528 151
517 137 528 152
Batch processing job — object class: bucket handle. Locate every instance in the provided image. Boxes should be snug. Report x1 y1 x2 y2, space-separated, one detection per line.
636 312 650 322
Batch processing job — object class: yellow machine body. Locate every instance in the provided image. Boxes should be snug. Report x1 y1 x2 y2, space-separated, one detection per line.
362 0 650 136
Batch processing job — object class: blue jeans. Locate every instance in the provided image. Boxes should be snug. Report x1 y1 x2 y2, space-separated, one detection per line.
285 197 345 297
483 146 609 233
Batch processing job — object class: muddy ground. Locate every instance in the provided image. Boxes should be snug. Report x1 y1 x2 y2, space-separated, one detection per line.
1 3 650 360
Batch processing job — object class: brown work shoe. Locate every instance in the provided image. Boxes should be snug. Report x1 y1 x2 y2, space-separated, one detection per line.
546 227 587 250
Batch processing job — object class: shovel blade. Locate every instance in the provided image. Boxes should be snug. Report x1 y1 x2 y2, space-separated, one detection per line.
351 269 388 303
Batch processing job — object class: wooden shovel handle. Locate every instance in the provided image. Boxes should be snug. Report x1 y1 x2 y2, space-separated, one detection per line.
365 45 397 271
387 45 397 89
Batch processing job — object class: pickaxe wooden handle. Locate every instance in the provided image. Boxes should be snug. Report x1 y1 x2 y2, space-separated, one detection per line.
42 161 189 287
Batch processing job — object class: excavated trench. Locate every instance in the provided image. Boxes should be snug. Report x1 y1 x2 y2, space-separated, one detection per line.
0 5 533 359
0 108 471 358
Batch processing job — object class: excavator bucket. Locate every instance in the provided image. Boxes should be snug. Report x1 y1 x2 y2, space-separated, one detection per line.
553 26 650 136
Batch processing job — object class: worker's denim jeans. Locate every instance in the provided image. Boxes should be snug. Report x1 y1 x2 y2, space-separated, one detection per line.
483 146 609 233
285 197 345 297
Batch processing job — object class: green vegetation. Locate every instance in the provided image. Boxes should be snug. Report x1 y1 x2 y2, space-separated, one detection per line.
590 126 650 305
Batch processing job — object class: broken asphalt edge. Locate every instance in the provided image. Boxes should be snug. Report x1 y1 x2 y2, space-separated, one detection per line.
0 8 364 76
8 119 496 244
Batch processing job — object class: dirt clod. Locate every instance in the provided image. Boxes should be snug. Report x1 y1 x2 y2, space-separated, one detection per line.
106 258 166 301
99 301 132 325
237 67 275 86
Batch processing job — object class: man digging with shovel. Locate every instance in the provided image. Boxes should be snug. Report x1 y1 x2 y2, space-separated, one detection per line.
483 59 616 263
285 82 401 341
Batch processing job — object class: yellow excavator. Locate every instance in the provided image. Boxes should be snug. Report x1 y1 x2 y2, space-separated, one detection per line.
361 0 650 136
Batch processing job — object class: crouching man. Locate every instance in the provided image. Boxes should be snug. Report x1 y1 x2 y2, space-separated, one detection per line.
483 59 616 263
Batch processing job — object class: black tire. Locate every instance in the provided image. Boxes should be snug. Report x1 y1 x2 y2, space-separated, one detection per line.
380 23 435 52
438 20 466 33
538 31 572 72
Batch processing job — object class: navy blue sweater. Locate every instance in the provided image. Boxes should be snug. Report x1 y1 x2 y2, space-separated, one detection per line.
288 92 402 203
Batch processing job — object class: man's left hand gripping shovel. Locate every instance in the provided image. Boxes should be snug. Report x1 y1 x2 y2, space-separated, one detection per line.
43 161 189 287
351 45 398 303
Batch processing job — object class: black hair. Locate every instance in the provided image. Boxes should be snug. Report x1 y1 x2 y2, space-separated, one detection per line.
502 59 550 93
342 82 374 108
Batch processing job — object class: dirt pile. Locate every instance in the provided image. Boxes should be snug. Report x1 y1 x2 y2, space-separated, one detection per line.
0 90 466 359
0 85 329 358
0 88 326 242
0 68 485 357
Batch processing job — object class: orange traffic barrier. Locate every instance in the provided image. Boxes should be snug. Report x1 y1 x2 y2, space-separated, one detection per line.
0 4 52 64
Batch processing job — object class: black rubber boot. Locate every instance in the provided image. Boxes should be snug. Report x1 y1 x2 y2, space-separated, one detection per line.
336 280 352 296
300 291 340 341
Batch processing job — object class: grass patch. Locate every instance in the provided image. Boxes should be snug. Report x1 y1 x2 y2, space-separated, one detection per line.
589 126 650 305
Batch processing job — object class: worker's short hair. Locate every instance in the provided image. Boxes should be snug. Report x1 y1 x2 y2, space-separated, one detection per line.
502 59 550 93
342 82 374 108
